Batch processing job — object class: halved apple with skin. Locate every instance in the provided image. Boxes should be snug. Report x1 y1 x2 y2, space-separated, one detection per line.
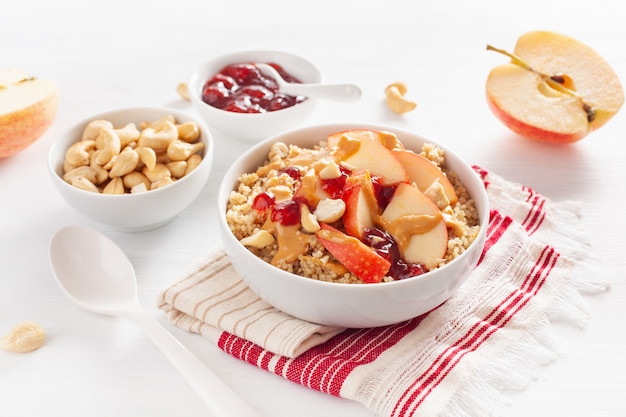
392 149 458 205
379 182 448 270
341 169 380 240
328 129 409 185
486 30 624 144
0 69 59 158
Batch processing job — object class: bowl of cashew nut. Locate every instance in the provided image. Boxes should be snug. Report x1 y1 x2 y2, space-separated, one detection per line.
48 107 214 232
187 50 322 142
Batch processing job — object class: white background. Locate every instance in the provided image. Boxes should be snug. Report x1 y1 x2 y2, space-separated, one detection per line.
1 0 625 416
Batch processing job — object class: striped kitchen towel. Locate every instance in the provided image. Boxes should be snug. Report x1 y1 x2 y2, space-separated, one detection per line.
158 166 609 417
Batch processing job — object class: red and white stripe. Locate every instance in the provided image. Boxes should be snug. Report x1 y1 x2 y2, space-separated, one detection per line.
214 167 563 417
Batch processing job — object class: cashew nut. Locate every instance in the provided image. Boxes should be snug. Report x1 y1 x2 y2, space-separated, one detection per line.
142 163 171 183
176 82 190 101
318 159 342 180
71 176 100 193
135 146 157 171
137 120 178 151
385 82 417 114
131 182 149 193
166 160 187 178
139 115 176 131
313 198 346 223
65 139 96 167
123 171 151 191
94 128 122 165
108 147 139 178
176 121 200 142
0 321 45 353
102 177 125 194
113 123 141 148
166 139 204 161
300 204 321 233
424 179 450 209
90 161 109 184
184 154 202 177
81 119 113 141
63 165 97 184
240 229 275 248
151 176 175 190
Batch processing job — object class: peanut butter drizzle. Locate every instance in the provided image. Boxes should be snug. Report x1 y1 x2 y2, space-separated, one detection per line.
297 171 321 207
376 213 443 252
271 224 310 266
304 256 349 276
287 148 330 167
378 131 404 151
255 160 282 176
333 134 361 160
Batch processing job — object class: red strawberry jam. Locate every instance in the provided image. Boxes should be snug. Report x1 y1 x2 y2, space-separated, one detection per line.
201 63 307 113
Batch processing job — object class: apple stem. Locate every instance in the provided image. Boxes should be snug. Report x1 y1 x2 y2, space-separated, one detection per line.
486 44 582 99
486 44 535 72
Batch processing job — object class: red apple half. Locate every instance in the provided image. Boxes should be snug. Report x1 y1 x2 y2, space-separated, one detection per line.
0 69 59 158
486 31 624 144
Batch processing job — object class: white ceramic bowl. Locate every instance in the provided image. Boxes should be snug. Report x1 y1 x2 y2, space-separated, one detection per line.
48 107 214 232
188 50 321 142
218 124 489 328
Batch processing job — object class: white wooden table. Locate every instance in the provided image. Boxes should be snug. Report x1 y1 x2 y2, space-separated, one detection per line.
1 1 625 416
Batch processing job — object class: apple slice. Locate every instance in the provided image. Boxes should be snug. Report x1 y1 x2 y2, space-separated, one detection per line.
315 223 390 283
328 129 409 185
0 69 59 158
392 150 458 205
486 31 624 144
380 182 448 270
341 169 380 240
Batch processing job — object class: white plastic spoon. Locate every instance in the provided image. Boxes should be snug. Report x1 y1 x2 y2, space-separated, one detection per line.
255 63 362 102
49 225 261 417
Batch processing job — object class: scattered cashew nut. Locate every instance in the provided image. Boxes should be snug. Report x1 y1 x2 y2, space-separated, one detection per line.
0 321 46 353
300 204 321 233
313 198 346 223
240 230 275 248
176 82 190 101
385 82 417 114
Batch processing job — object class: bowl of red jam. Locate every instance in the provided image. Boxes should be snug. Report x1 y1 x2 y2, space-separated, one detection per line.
188 51 322 141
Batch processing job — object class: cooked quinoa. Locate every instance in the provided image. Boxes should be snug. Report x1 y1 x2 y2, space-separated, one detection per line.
226 139 481 284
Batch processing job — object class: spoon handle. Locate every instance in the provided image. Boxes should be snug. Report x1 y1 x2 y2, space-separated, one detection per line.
124 307 261 417
281 83 362 102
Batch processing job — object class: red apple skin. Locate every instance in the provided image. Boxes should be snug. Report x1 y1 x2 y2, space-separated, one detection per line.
0 89 59 158
315 223 390 283
486 94 586 145
486 31 624 145
341 170 380 240
392 149 458 205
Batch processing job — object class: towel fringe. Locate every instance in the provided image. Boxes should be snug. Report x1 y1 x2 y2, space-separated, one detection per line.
440 255 610 417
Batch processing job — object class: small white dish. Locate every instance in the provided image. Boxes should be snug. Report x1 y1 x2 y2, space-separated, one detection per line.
48 107 214 232
188 50 322 142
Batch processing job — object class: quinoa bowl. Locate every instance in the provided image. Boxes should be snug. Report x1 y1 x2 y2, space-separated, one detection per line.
217 124 489 328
